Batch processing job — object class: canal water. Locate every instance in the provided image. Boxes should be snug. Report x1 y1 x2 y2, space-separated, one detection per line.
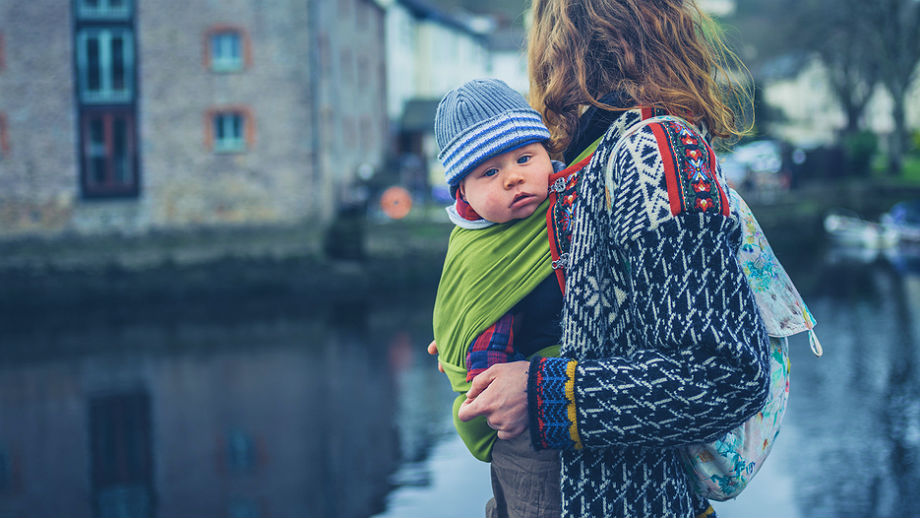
1 242 919 517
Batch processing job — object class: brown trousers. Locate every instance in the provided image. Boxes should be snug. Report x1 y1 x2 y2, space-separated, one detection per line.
485 433 562 518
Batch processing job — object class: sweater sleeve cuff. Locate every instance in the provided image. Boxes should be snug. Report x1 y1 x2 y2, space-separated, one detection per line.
527 357 583 451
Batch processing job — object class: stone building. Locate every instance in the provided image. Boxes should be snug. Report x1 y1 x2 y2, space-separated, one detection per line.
0 0 388 239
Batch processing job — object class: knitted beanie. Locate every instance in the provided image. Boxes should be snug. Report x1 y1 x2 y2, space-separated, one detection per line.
435 79 550 190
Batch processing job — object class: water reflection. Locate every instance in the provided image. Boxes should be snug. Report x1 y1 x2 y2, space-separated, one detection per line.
1 244 919 517
0 295 445 518
779 245 920 518
90 390 154 517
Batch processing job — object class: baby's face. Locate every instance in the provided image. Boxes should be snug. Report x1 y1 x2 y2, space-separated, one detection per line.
458 143 553 224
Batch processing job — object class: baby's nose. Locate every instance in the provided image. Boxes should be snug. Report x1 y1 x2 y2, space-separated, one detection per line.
505 173 524 188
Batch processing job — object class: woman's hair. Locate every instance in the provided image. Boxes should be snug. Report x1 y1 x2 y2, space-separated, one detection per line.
527 0 752 153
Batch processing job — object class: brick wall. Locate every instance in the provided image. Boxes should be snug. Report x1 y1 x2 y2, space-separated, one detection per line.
0 1 79 237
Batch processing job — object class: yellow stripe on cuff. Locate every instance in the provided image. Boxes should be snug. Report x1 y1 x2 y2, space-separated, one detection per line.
564 360 583 449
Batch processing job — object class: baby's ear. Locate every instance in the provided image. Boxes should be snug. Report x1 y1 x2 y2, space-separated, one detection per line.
457 183 467 201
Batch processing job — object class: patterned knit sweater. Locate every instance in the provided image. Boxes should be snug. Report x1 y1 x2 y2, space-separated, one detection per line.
526 108 771 518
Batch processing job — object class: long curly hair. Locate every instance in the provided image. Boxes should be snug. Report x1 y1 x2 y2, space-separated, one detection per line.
527 0 752 153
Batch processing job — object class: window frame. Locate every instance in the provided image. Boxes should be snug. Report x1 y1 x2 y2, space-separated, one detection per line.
205 107 254 153
203 25 251 73
73 0 139 200
78 106 139 198
75 0 133 21
75 27 135 104
209 31 243 72
0 113 8 159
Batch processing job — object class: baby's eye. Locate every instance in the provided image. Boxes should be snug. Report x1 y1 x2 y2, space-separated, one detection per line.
517 155 531 164
482 168 499 177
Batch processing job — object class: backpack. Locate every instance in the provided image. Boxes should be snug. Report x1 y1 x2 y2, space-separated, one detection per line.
604 115 823 501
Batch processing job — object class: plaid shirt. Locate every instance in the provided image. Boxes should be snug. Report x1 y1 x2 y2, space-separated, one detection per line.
465 313 524 381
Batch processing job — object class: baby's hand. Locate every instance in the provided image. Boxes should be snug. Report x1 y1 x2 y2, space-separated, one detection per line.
427 340 445 373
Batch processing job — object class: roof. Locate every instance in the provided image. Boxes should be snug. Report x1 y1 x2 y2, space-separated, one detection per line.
396 0 488 38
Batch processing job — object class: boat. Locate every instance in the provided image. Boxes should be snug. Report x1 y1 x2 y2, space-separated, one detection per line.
881 200 920 244
823 209 898 249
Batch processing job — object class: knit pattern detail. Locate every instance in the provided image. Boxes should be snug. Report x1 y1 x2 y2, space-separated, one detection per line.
528 357 577 451
564 360 583 449
440 110 550 186
435 79 551 186
538 109 770 518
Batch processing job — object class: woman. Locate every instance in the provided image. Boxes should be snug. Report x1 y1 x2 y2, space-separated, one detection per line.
451 1 771 517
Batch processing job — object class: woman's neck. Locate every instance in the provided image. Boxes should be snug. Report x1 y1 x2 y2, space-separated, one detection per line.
564 92 630 163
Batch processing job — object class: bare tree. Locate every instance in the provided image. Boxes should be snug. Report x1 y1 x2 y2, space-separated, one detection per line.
815 0 879 136
732 0 879 137
861 0 920 174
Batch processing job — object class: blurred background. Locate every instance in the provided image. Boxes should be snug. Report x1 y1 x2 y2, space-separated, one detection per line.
1 0 919 516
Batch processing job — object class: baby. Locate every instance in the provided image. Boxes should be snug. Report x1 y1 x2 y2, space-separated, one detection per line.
431 78 563 518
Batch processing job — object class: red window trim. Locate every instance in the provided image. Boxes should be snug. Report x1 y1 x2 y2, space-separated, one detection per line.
203 106 255 151
0 113 9 156
202 25 252 70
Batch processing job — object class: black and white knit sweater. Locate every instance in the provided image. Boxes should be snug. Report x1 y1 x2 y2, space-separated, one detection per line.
526 107 771 518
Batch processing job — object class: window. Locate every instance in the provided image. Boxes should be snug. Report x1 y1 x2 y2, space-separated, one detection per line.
89 391 153 518
210 31 242 72
226 429 256 474
360 116 371 153
0 445 9 493
340 49 352 83
0 33 5 71
73 0 138 199
357 2 369 29
76 28 134 103
214 112 244 151
343 116 356 142
207 108 253 153
357 56 368 90
75 0 132 20
204 26 250 72
318 33 330 72
0 113 8 159
80 108 137 196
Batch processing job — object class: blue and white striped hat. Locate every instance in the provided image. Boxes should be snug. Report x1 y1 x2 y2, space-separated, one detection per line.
435 79 550 192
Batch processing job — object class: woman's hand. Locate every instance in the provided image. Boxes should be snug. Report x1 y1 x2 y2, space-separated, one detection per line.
427 340 445 373
457 361 530 440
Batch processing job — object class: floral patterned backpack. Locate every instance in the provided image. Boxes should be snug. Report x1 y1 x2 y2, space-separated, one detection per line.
680 189 822 501
606 115 823 501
